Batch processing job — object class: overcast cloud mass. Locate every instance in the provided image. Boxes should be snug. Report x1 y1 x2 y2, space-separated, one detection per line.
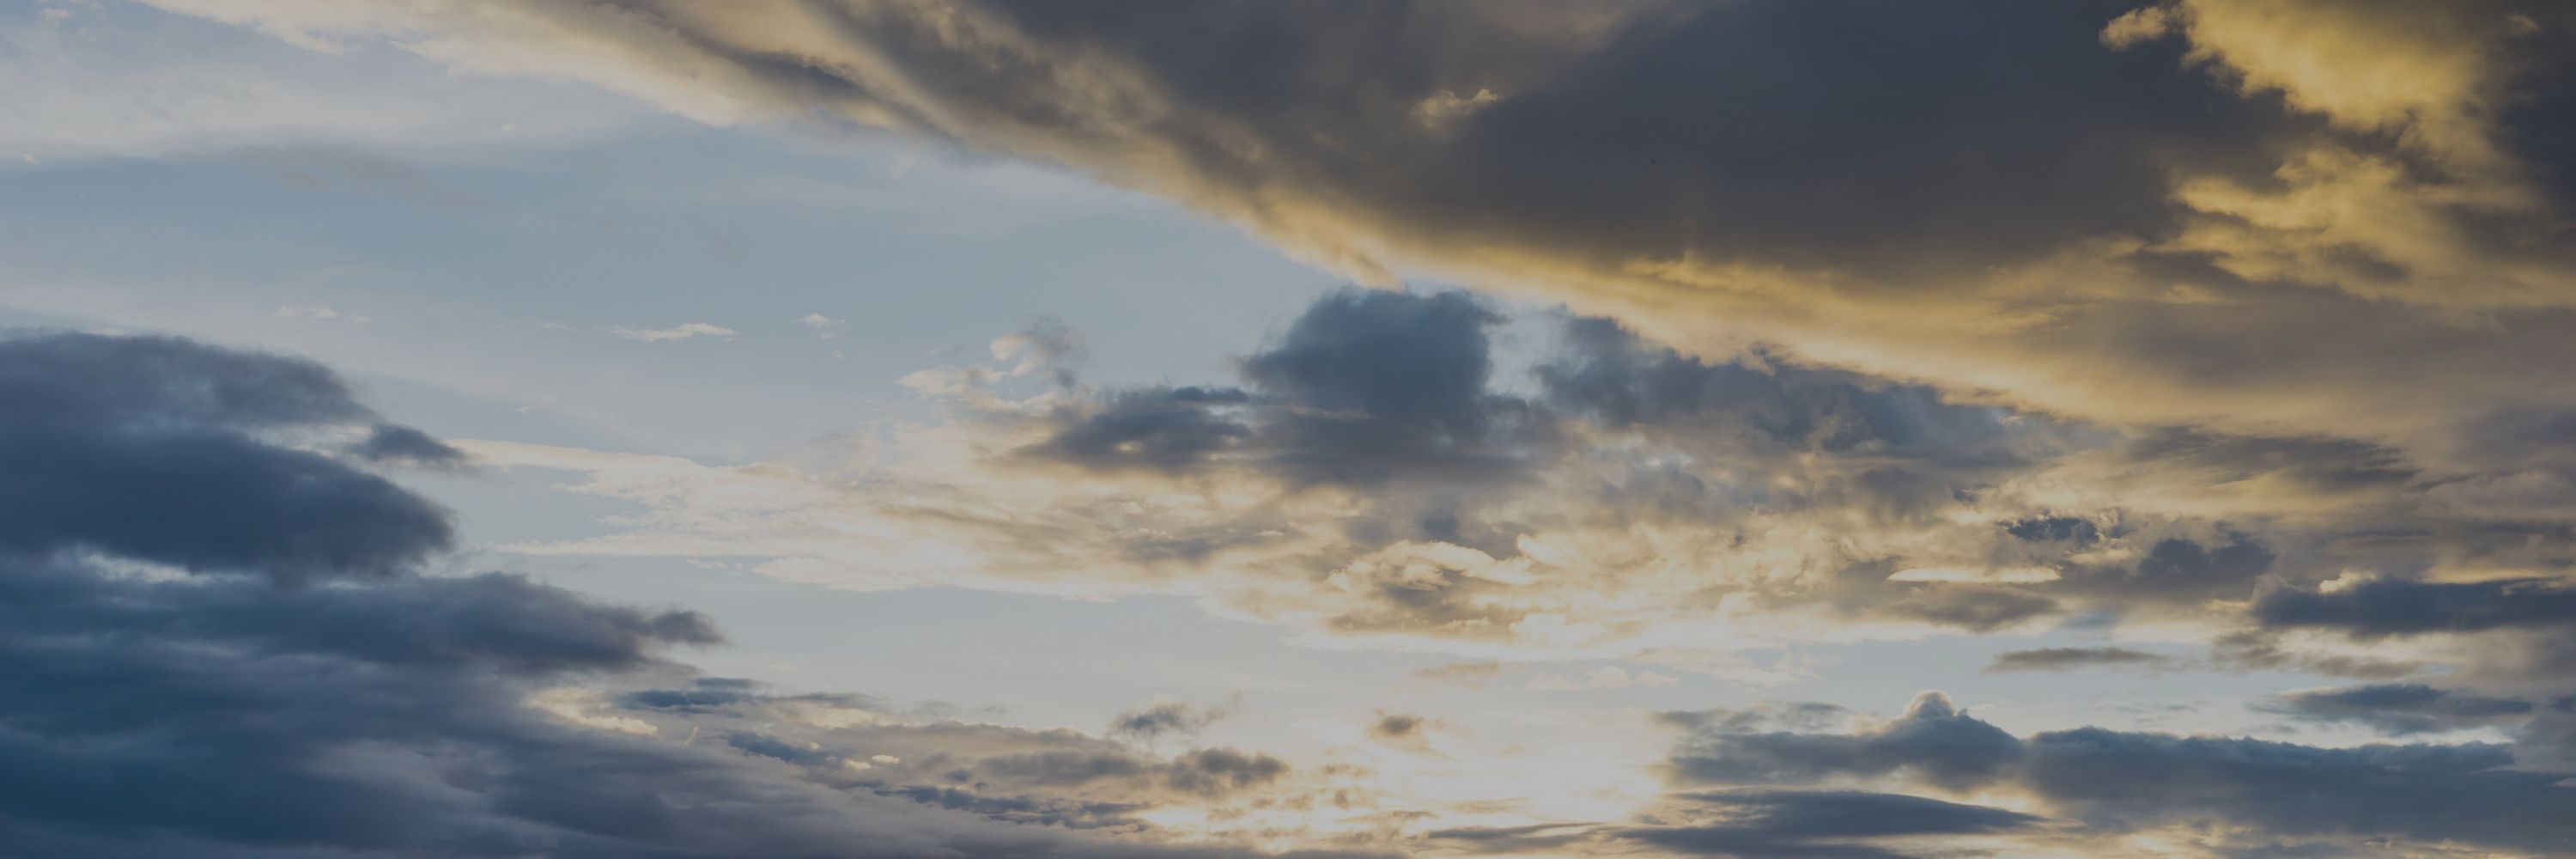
7 1 2576 857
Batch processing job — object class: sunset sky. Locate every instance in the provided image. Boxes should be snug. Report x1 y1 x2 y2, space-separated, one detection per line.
7 2 2576 857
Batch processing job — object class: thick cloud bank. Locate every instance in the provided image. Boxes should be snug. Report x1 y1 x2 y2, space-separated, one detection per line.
148 0 2576 470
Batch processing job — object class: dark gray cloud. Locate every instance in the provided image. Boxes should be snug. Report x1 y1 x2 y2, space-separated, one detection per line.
1033 387 1255 475
2020 728 2573 853
967 746 1288 798
619 676 880 714
1028 289 1546 487
1369 713 1423 740
1619 790 2043 859
0 331 373 428
2258 683 2535 735
1032 285 2038 515
1667 693 2023 792
0 332 1376 859
0 332 454 582
1239 290 1542 486
351 423 474 469
2252 577 2576 638
1540 319 2025 469
1107 699 1228 741
1984 647 2177 673
2053 533 2278 607
951 0 2324 289
1668 692 2576 856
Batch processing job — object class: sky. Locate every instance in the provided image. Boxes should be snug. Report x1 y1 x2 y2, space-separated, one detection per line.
4 1 2576 857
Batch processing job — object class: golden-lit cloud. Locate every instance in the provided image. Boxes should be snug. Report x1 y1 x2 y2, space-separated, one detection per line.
135 0 2576 473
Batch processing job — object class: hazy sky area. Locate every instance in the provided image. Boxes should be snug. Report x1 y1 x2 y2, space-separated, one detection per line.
6 3 2576 858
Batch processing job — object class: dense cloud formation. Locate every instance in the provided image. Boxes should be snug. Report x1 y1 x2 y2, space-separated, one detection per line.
145 0 2576 464
0 333 1370 859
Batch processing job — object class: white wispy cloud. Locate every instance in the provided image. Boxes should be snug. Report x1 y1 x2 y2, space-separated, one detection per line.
273 304 368 323
610 322 734 342
799 313 845 339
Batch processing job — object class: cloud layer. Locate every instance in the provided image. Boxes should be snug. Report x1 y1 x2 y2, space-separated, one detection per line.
35 2 2576 856
0 332 1381 858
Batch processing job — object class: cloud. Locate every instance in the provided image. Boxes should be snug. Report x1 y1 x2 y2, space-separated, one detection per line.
1431 789 2045 859
2 2 635 161
471 288 2576 673
1618 790 2044 859
1528 667 1680 692
1406 661 1510 688
2258 683 2536 735
1984 647 2178 673
273 303 372 322
0 331 1389 859
129 0 2576 486
2253 576 2576 638
800 313 847 339
1024 290 1546 487
1107 698 1231 742
1664 691 2576 856
350 423 474 469
0 332 453 582
106 9 2576 733
610 322 737 342
1364 712 1447 757
1667 692 2026 792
